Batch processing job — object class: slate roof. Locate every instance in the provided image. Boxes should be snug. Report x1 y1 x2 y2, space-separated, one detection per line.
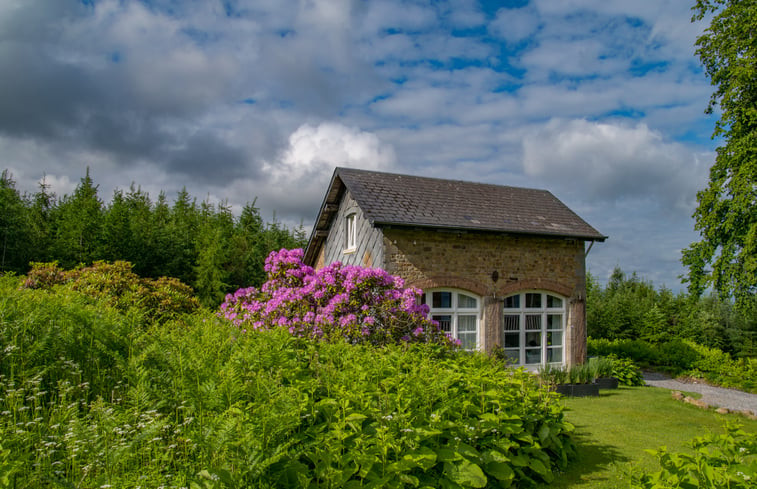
305 167 606 264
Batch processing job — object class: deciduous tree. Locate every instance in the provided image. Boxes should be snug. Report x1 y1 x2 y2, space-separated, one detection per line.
683 0 757 306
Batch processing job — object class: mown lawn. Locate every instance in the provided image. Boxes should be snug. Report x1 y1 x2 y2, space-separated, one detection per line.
543 385 757 488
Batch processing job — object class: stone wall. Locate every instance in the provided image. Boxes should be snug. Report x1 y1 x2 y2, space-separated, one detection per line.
382 227 588 365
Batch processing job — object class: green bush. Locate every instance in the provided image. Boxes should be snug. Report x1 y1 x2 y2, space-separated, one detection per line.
588 338 661 366
537 363 567 387
608 356 645 386
657 339 701 371
589 337 757 392
566 363 597 385
0 279 575 488
630 424 757 489
686 342 757 393
587 357 614 378
22 261 200 324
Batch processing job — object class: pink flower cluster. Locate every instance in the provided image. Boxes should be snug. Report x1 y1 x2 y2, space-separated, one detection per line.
219 248 456 347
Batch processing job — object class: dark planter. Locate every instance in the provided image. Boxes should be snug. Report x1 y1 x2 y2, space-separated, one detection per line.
555 383 600 397
596 377 619 390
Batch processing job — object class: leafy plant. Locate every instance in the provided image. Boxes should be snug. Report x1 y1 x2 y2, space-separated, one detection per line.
588 357 614 378
608 356 645 387
21 260 200 324
630 424 757 489
538 363 567 386
0 276 576 488
565 363 597 385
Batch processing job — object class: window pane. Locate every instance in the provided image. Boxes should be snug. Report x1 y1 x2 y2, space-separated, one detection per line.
525 315 541 330
420 294 426 305
526 332 541 347
504 295 520 309
547 314 562 330
547 347 562 363
525 293 541 308
504 350 520 364
458 315 477 333
345 214 356 249
459 332 477 350
433 315 451 333
458 293 477 309
525 349 541 364
503 315 520 331
547 331 562 347
547 295 563 308
432 292 452 309
504 333 519 348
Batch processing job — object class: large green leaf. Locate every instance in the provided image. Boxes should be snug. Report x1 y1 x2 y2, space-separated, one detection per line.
443 460 487 488
485 461 515 483
403 447 438 471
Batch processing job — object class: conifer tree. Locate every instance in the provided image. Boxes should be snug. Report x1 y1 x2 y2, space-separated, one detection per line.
54 168 104 267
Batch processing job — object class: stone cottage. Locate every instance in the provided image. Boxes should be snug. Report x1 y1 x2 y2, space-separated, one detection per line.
304 167 606 366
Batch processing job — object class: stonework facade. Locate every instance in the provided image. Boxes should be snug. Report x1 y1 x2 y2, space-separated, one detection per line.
381 227 587 365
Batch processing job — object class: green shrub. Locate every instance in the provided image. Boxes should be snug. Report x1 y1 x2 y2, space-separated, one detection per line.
608 356 645 386
21 261 200 324
686 341 757 393
589 337 757 392
630 424 757 489
657 339 701 372
565 363 596 385
1 281 575 488
588 338 661 366
537 363 567 386
587 357 614 378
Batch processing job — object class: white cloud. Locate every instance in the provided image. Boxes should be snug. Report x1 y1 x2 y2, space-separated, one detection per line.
489 6 541 42
254 122 396 217
522 118 711 212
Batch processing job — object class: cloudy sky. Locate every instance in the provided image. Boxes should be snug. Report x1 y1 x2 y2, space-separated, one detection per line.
1 0 718 290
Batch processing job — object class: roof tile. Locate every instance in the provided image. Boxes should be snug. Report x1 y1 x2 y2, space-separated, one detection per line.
335 167 606 241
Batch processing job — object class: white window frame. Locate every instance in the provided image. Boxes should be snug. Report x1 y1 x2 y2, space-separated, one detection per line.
502 291 566 367
344 213 357 253
422 289 481 351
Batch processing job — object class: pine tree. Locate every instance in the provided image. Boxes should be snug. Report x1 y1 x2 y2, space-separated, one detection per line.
54 168 104 267
0 170 29 273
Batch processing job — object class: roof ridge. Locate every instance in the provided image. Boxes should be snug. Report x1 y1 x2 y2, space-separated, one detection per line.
335 166 551 194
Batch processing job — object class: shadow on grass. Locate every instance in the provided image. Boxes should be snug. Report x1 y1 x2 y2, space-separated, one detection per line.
543 426 631 488
596 389 624 398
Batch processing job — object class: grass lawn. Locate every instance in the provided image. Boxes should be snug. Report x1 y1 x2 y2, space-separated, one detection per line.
544 385 757 488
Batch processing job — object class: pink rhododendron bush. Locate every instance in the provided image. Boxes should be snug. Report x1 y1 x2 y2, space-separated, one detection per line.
220 248 457 347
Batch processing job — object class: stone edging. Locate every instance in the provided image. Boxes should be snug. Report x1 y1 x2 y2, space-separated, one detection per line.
670 390 757 420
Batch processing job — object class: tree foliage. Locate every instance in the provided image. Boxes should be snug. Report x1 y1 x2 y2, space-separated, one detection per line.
683 0 757 305
0 168 306 306
587 267 756 357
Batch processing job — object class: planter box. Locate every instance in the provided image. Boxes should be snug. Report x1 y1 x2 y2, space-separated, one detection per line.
596 377 619 390
555 383 600 397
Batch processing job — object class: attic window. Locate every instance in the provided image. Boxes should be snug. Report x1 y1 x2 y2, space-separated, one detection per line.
344 213 357 252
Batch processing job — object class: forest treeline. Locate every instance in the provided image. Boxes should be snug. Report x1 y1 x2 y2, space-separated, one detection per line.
587 268 757 359
0 169 306 306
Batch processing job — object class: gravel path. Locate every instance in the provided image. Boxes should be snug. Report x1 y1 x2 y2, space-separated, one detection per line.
643 371 757 416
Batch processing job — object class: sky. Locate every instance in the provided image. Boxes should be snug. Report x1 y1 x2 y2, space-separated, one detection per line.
0 0 719 291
